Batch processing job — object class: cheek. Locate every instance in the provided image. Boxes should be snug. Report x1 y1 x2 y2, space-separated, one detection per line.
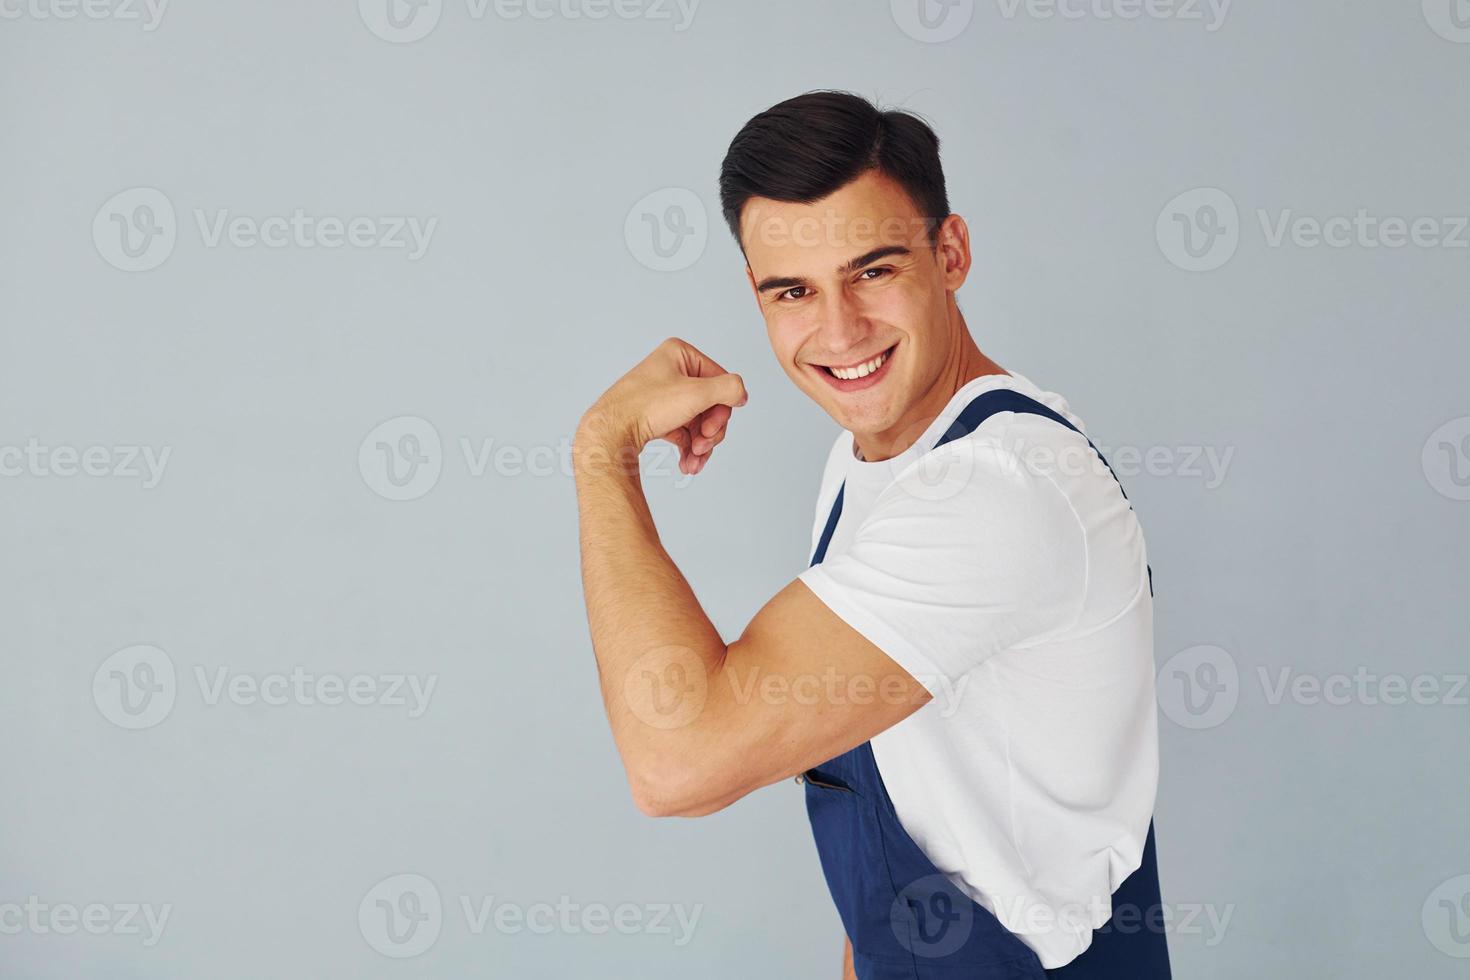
766 311 812 364
853 289 912 336
879 278 939 330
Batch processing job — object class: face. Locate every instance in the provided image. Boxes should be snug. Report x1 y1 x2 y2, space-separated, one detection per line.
741 170 971 449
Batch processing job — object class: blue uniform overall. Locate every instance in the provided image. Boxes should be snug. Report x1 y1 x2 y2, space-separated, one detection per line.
802 389 1171 980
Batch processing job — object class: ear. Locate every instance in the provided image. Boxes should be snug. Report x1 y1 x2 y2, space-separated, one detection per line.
935 214 972 291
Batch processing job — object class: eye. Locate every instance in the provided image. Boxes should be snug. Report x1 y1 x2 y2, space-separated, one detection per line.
858 266 892 282
778 285 811 302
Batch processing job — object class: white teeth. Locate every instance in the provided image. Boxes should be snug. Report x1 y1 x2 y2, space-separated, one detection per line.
830 348 889 381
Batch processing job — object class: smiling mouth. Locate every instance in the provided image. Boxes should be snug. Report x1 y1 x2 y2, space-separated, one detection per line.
814 343 897 391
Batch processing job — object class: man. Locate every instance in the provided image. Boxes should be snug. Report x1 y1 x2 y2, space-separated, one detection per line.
573 91 1169 979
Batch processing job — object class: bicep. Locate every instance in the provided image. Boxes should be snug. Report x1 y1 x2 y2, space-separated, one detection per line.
704 577 931 799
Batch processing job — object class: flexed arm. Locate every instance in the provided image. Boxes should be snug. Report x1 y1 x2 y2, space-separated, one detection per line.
573 337 929 818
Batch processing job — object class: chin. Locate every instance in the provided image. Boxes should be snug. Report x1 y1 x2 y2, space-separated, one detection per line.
830 399 893 437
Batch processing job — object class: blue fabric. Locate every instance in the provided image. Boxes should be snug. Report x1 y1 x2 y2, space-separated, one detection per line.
803 387 1171 979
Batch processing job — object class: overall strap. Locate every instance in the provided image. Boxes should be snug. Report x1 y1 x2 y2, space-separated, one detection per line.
810 484 846 567
809 387 1152 594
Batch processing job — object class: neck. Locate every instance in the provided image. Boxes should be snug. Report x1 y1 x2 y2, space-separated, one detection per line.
853 309 1005 462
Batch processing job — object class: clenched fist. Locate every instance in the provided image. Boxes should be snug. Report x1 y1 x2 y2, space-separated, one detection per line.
576 337 749 476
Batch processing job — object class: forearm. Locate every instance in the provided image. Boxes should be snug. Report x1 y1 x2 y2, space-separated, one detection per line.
573 417 728 811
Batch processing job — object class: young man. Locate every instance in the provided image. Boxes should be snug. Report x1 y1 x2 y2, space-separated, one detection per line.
573 91 1170 979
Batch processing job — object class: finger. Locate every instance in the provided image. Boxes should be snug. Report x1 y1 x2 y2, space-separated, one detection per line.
689 404 726 454
676 425 708 475
685 432 704 475
647 373 747 442
699 407 733 453
692 421 729 457
700 404 731 438
683 373 748 415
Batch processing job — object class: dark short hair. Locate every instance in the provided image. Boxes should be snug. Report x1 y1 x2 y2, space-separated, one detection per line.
718 90 950 247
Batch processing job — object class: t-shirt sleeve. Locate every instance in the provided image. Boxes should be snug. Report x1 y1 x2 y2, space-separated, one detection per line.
796 437 1088 694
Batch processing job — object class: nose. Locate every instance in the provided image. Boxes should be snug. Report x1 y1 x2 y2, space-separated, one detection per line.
816 285 873 359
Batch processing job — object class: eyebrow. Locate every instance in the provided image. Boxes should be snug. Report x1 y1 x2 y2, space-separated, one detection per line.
754 245 912 293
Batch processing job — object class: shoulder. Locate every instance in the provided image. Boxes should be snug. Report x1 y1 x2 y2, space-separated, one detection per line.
879 430 1088 544
901 375 1107 509
870 379 1102 551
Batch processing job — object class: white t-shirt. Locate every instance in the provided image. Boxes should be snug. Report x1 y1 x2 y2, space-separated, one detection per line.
797 371 1159 970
